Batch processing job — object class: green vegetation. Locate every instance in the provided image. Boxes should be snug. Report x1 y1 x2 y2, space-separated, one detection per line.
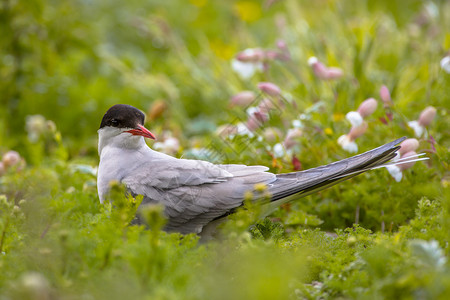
1 0 449 299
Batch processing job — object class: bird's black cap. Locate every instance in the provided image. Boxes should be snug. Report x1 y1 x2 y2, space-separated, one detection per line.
99 104 146 129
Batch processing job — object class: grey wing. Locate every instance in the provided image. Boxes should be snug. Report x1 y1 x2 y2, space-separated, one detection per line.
123 159 276 234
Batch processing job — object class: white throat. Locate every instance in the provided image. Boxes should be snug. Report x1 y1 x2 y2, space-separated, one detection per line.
98 127 148 156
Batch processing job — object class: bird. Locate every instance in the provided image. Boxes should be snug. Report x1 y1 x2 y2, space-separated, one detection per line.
97 104 420 237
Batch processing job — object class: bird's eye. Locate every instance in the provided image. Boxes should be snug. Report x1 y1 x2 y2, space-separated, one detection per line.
110 119 119 126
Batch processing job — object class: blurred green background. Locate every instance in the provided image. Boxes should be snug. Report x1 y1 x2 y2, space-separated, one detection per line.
1 0 449 299
2 0 448 156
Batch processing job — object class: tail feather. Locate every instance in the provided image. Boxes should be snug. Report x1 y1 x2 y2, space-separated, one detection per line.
269 137 406 202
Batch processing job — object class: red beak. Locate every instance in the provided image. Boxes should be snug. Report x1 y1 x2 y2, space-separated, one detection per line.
126 124 156 140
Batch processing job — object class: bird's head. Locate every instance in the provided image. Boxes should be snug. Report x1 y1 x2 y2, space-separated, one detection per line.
98 104 156 154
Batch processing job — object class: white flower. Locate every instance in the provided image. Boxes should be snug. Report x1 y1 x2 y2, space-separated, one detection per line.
154 137 180 155
408 106 436 137
410 239 447 269
386 165 403 182
25 115 47 142
292 119 303 128
246 106 259 115
386 150 419 181
424 1 439 19
337 135 358 153
345 111 363 127
231 49 264 79
440 56 450 73
236 122 254 137
407 120 424 137
337 122 367 153
273 143 285 158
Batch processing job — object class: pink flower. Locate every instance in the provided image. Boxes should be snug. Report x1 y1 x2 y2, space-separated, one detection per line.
283 128 303 149
232 49 264 79
0 162 5 176
408 106 437 137
276 40 287 51
326 67 344 79
2 151 21 168
257 82 281 96
379 85 392 107
398 151 418 171
216 124 238 138
398 138 419 156
308 56 343 80
346 98 378 127
258 98 276 113
263 127 282 142
246 110 269 131
418 106 437 127
348 122 368 140
230 91 256 107
337 122 368 153
357 98 378 117
308 57 329 79
236 48 265 62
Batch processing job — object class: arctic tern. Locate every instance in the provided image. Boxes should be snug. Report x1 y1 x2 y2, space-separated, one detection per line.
97 104 421 236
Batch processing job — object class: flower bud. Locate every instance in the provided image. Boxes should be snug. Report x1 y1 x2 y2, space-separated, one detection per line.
246 110 268 131
348 122 368 140
418 106 436 127
230 91 256 106
283 128 302 149
246 116 260 131
399 138 419 156
398 151 418 171
292 155 302 171
252 111 269 123
357 98 378 117
380 85 392 106
0 162 5 176
308 57 328 79
265 50 279 60
257 82 281 96
258 98 276 113
236 48 265 62
2 150 21 168
263 127 282 142
276 40 287 51
216 124 238 137
325 67 343 79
